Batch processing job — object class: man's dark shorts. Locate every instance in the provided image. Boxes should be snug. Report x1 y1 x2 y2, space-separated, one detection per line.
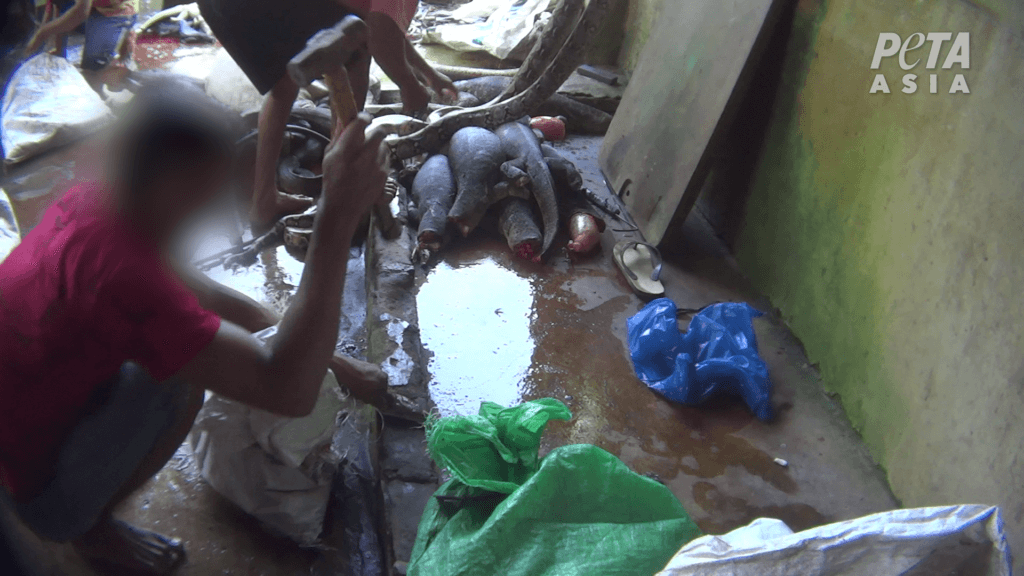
9 363 188 542
82 11 136 71
196 0 354 94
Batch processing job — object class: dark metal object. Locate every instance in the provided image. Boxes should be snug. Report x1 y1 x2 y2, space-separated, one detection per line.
236 124 330 147
583 188 621 218
576 64 619 86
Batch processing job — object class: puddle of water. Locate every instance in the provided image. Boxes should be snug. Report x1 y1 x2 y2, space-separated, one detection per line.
412 237 828 533
417 256 536 416
187 215 368 355
202 244 304 312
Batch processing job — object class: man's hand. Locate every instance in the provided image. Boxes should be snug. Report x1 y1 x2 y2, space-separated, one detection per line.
24 30 45 55
329 353 426 423
320 112 389 220
329 353 387 403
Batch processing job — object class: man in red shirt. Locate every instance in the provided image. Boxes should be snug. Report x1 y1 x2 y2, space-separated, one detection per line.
0 81 388 573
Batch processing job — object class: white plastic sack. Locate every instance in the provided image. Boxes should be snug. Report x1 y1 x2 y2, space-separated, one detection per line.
425 0 550 60
0 190 20 263
188 326 351 545
1 54 112 164
657 505 1011 576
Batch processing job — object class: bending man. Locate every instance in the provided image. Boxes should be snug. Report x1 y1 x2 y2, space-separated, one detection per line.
0 82 388 574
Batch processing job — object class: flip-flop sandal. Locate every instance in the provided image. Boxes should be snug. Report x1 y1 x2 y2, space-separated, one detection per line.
613 240 665 298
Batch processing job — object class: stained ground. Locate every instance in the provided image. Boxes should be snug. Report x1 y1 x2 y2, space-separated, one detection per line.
0 48 897 576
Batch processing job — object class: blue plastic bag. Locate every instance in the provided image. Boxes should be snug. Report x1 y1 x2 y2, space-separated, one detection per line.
626 298 773 421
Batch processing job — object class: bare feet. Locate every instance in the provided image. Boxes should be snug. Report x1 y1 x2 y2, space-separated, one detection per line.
400 81 432 115
424 71 458 105
250 190 314 233
408 68 458 107
73 518 185 575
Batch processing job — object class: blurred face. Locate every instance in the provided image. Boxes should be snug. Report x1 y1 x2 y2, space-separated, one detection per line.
136 156 232 242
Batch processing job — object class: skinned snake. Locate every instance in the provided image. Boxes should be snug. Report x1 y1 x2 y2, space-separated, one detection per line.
387 0 611 160
207 0 609 269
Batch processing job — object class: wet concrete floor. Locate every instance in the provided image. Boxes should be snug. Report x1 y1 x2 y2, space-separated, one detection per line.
2 42 896 570
414 137 898 536
4 136 900 573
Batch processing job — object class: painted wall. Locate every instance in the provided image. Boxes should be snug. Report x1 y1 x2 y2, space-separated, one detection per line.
734 0 1024 566
616 0 664 74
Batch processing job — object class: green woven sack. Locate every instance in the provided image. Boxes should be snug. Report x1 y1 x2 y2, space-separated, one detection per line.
408 399 701 576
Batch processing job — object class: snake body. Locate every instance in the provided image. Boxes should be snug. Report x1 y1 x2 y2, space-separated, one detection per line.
492 0 586 103
387 0 611 160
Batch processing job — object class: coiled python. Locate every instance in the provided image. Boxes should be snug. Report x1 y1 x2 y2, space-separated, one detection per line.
387 0 611 160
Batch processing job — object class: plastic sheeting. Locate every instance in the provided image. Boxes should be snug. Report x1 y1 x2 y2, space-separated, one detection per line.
0 190 19 263
627 298 773 421
657 505 1011 576
423 0 550 60
408 399 702 576
188 326 349 545
1 54 112 164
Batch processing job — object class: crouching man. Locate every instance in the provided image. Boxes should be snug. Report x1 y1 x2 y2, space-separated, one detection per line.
0 84 389 574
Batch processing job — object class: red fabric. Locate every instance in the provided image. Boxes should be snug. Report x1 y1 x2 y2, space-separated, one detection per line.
93 0 138 18
344 0 419 31
0 183 220 498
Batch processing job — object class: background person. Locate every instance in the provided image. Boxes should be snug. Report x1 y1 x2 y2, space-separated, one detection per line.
196 0 456 229
25 0 139 91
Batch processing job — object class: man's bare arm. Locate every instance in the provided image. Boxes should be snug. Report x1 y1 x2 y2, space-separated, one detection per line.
178 268 279 333
178 260 388 404
365 12 428 112
26 0 92 54
175 114 388 417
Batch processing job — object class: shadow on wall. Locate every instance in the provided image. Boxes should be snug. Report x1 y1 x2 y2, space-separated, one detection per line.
687 0 803 251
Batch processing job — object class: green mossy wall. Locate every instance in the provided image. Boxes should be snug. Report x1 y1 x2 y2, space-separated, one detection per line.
735 0 1024 567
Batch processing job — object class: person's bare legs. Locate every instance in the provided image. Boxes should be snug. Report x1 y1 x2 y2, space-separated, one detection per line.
252 74 315 230
71 382 205 574
403 40 456 103
365 13 430 113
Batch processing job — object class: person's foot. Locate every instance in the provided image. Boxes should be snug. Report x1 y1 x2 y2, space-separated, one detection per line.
400 81 433 114
73 518 185 575
250 190 314 233
424 71 458 105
